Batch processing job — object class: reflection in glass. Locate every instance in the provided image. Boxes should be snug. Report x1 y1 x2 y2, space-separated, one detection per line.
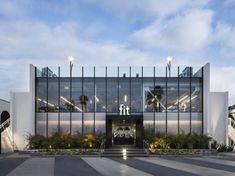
119 77 130 109
36 78 47 112
60 78 70 112
84 113 94 134
144 113 154 131
83 78 94 112
72 78 82 112
60 113 70 134
48 113 58 135
95 113 105 133
48 78 59 112
107 78 118 113
95 78 106 112
72 113 82 134
131 78 142 113
36 113 46 136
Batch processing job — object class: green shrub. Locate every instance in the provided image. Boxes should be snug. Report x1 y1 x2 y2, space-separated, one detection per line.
27 132 105 149
144 131 210 149
217 144 234 152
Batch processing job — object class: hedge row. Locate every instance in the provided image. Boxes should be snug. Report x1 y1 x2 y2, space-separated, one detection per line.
28 132 105 149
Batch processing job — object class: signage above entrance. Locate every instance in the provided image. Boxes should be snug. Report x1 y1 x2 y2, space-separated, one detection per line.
119 104 130 116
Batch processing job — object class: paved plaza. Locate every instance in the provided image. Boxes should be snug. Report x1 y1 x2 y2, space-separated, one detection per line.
0 153 235 176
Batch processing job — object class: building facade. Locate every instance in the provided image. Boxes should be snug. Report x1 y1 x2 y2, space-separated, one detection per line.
10 63 229 149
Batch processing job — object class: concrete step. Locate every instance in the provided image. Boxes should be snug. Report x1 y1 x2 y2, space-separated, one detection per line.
101 148 149 157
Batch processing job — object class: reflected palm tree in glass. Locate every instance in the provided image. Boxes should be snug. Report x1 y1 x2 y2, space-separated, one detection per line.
146 85 164 112
79 95 88 112
65 99 75 112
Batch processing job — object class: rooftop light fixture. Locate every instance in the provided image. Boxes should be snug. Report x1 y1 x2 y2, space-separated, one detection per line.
167 56 173 77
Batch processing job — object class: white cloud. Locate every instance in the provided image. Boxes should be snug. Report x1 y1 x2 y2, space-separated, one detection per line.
0 20 156 100
83 0 210 21
0 0 29 18
211 66 235 105
130 9 213 53
214 23 235 58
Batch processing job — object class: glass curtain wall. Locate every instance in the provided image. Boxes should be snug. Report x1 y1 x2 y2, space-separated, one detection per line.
35 66 203 137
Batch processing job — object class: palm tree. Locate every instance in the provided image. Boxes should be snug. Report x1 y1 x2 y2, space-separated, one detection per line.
79 95 88 112
146 85 164 112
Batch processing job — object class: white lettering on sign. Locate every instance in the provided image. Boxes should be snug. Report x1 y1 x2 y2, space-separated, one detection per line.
119 104 130 116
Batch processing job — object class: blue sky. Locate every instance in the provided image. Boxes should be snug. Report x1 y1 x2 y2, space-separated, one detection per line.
1 0 235 104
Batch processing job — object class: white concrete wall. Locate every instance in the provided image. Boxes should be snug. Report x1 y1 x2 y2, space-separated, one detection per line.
10 64 35 150
11 92 34 150
203 63 210 136
209 92 228 145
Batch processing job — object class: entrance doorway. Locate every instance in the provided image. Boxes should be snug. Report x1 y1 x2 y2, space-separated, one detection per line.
112 119 136 146
106 115 143 148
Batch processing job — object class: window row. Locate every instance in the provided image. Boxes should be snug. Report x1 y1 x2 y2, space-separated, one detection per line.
36 77 203 113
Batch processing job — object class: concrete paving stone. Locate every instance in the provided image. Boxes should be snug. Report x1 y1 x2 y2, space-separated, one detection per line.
138 157 235 176
111 157 198 176
6 157 54 176
82 157 153 176
55 156 102 176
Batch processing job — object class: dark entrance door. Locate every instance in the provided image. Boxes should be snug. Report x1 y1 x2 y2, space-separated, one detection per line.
106 115 143 148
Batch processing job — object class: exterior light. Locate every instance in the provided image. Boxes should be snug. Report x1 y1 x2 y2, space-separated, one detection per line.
122 148 127 160
68 56 75 74
124 95 127 102
68 56 74 63
166 56 173 77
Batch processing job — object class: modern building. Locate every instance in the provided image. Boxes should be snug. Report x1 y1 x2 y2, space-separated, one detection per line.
10 63 228 149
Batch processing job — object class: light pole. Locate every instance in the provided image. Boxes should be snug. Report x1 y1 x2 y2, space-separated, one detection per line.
167 56 173 77
68 56 74 76
68 56 74 135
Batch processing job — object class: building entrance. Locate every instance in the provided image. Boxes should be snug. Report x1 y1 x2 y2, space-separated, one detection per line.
106 115 143 148
112 119 136 145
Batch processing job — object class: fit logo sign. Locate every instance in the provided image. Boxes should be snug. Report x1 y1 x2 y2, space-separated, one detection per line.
119 104 130 116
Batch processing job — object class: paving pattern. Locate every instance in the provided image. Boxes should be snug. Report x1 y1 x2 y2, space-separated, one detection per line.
0 153 235 176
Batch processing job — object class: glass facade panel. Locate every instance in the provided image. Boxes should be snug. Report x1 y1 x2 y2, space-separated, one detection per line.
95 78 106 112
36 78 47 112
155 113 166 133
84 113 94 134
48 113 58 135
191 113 202 134
167 78 178 113
191 78 203 112
60 78 70 112
95 113 105 133
179 78 190 112
107 78 118 113
143 78 154 112
131 67 142 78
131 78 142 113
72 113 82 134
144 113 154 131
83 78 94 112
60 113 70 134
36 113 46 136
119 77 130 109
167 113 178 134
154 78 166 112
179 113 190 134
72 78 82 112
48 77 59 112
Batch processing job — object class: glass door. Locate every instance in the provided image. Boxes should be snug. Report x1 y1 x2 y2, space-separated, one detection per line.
112 119 136 146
